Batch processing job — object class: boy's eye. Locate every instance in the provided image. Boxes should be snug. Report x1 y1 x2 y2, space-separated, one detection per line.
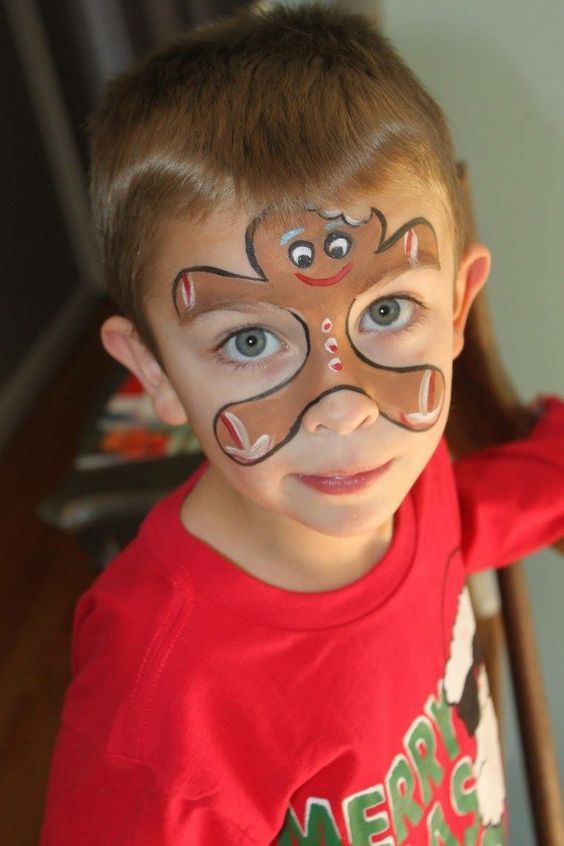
360 297 415 331
324 231 351 259
289 240 314 268
222 328 280 362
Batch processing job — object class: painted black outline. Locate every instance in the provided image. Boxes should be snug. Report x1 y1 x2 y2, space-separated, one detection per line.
315 208 372 227
344 295 445 432
184 207 442 464
171 266 266 317
172 210 438 316
172 209 439 315
213 311 311 463
245 212 269 279
288 239 315 269
372 209 440 263
218 368 444 467
324 231 353 260
217 383 371 466
311 207 439 264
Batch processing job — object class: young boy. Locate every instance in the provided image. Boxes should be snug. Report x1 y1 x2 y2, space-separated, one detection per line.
41 4 564 844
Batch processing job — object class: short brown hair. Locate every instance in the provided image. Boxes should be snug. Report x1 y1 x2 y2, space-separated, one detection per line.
89 1 463 349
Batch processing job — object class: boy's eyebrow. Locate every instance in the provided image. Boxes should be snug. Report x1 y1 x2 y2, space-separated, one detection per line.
171 266 268 317
356 257 442 297
180 298 277 323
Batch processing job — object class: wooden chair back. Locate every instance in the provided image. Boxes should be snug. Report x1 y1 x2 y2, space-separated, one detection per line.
447 162 563 845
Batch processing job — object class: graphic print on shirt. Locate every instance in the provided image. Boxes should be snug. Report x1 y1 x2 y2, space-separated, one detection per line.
277 586 506 845
444 588 505 829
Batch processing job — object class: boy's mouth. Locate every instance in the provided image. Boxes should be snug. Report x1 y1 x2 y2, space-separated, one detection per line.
296 459 394 495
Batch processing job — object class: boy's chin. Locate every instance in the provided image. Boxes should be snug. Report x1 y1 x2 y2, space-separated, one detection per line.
285 501 397 540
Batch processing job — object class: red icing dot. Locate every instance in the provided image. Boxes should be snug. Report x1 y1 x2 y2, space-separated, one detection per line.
329 357 343 372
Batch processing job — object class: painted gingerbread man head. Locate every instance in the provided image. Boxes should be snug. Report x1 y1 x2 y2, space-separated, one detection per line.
173 206 444 464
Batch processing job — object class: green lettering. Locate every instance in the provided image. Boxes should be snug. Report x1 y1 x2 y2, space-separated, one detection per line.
343 785 394 846
385 754 423 844
451 758 479 846
405 717 444 805
277 800 342 845
427 802 460 845
426 687 460 760
451 758 478 817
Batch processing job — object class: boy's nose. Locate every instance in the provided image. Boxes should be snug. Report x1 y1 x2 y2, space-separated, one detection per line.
301 388 380 436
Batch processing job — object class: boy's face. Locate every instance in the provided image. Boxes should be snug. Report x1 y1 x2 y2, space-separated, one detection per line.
107 187 489 538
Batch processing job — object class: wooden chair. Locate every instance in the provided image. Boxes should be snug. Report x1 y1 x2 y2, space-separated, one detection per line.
447 162 564 845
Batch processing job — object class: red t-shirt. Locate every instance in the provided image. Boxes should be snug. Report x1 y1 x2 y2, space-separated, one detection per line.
41 399 564 845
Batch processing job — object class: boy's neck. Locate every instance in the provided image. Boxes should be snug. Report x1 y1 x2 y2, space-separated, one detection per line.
180 465 394 593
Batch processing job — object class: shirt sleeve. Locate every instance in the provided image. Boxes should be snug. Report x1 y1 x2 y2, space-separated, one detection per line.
40 723 255 846
453 395 564 573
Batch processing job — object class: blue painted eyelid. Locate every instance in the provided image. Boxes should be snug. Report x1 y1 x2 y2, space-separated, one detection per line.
280 227 304 246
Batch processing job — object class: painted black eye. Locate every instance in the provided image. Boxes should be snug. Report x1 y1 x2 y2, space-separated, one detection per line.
324 232 352 260
234 329 267 357
289 240 315 268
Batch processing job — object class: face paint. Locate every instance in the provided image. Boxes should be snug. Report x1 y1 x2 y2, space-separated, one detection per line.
328 358 344 373
404 227 419 265
171 207 444 465
179 271 196 311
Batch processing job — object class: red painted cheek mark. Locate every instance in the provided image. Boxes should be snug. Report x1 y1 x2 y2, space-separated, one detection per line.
180 271 196 310
220 411 244 449
295 262 353 287
220 410 274 463
404 228 419 264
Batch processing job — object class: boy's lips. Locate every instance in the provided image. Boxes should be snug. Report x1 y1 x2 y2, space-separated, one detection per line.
295 459 394 495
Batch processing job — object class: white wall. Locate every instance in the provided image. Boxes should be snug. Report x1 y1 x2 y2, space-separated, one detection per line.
379 2 564 842
380 0 564 397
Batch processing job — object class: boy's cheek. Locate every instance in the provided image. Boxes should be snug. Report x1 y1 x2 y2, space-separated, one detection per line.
152 308 455 477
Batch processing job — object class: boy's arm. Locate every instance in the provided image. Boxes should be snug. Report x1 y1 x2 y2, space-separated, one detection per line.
454 396 564 572
40 723 254 846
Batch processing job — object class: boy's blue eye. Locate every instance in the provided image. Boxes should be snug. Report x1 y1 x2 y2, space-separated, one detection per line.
324 231 351 259
360 297 415 331
289 240 314 268
222 328 280 362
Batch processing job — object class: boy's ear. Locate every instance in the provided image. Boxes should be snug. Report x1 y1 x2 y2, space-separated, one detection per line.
100 316 188 426
452 242 491 359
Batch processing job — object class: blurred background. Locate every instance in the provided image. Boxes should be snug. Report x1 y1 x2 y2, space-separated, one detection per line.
0 0 562 843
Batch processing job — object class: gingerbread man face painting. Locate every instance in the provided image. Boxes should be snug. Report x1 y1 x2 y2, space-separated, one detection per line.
172 207 444 465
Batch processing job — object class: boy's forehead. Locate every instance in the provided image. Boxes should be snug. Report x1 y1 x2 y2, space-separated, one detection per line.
152 188 453 297
158 208 251 275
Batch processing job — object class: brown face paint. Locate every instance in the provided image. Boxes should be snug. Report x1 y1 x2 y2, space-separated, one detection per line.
171 207 444 465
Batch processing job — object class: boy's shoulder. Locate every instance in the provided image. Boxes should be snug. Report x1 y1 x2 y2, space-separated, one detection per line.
80 470 197 605
63 473 204 750
84 458 210 606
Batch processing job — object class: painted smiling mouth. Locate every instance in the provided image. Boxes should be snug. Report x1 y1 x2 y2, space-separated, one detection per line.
294 261 353 286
